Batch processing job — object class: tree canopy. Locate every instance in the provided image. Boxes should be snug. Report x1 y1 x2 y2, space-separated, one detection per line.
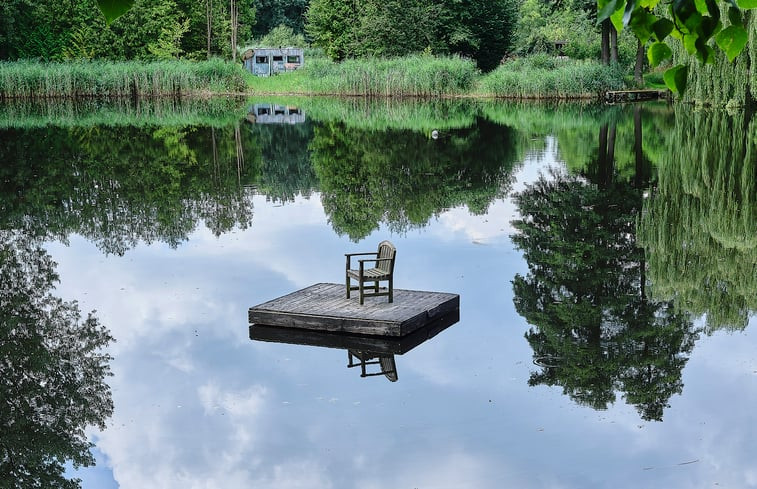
305 0 518 71
0 0 254 61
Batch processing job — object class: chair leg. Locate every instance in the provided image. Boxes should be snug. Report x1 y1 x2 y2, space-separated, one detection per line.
359 280 364 305
374 281 379 293
388 277 393 303
346 276 351 299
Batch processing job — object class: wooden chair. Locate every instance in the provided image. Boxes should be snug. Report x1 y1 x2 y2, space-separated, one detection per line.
345 240 396 305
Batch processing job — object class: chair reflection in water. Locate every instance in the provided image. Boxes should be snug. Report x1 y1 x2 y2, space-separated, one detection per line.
345 240 396 305
347 350 398 382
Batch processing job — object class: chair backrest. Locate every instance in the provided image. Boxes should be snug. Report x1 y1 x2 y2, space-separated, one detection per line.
376 240 396 274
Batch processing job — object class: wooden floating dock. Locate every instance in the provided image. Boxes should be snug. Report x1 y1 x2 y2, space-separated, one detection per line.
248 282 460 337
605 89 669 104
250 309 460 355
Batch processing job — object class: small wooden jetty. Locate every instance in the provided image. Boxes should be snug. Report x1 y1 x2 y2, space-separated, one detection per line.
248 283 459 337
605 89 669 104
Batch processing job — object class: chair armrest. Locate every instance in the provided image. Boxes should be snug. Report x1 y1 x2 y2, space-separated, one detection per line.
346 251 378 270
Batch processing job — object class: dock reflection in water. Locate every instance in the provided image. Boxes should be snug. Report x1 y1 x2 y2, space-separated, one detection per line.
249 310 460 382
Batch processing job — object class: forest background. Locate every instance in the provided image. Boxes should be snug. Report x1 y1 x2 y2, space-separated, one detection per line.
1 0 756 104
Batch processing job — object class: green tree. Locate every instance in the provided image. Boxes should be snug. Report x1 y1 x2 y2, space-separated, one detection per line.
355 0 442 57
305 0 360 60
305 0 517 71
440 0 518 71
252 0 307 38
0 231 114 488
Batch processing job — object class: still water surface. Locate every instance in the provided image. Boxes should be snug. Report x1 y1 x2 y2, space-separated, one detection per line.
1 98 756 488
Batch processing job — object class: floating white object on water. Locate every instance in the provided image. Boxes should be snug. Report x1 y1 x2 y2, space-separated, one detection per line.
431 130 439 139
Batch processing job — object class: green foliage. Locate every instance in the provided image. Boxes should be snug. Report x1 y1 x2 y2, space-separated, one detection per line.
0 230 114 488
355 0 442 58
0 122 260 253
305 0 517 71
598 0 757 95
251 0 307 38
249 24 306 49
97 0 135 24
476 56 625 98
670 7 757 106
305 0 359 61
248 120 317 202
148 17 191 59
0 0 254 62
311 118 519 240
0 59 247 98
512 170 698 421
637 108 757 331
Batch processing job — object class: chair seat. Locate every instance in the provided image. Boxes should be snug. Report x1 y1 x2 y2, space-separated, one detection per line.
346 268 389 280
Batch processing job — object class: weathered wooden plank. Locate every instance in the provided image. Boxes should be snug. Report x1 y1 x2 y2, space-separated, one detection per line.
249 282 459 336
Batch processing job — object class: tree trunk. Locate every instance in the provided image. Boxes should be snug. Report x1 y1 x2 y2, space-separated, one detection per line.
610 25 618 63
634 40 645 87
601 19 610 65
230 0 238 62
206 0 213 59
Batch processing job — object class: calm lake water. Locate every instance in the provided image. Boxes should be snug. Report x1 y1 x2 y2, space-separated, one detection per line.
2 98 756 488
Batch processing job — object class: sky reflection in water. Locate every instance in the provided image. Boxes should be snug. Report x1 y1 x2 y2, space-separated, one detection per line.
47 163 756 488
3 100 754 488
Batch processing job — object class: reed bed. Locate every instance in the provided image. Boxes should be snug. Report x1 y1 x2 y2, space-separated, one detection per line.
476 55 625 99
0 59 247 99
251 55 479 97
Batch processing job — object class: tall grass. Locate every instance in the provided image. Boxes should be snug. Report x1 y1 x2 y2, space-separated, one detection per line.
476 55 625 99
0 59 247 99
249 54 479 97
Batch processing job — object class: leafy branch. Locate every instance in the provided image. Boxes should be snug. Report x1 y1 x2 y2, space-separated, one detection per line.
598 0 756 93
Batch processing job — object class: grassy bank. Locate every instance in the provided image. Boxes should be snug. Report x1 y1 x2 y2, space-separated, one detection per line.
0 59 247 99
248 54 627 99
476 55 625 98
249 55 479 97
0 54 628 100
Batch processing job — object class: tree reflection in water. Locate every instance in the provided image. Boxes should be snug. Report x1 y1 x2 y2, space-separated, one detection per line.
638 109 757 332
511 110 699 421
311 117 519 241
0 231 114 488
